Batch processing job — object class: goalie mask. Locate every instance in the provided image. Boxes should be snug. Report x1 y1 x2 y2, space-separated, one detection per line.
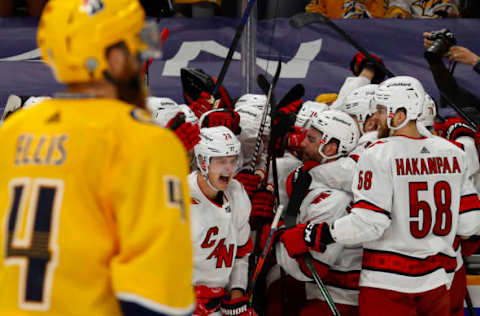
372 76 425 130
295 101 328 128
194 126 241 191
307 110 359 160
342 84 378 133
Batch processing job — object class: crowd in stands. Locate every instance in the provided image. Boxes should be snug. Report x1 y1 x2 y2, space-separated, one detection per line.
1 0 479 19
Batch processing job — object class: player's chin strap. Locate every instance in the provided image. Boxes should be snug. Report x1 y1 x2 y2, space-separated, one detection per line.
388 117 410 131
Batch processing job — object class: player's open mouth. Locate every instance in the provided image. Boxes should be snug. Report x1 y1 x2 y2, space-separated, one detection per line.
219 175 230 184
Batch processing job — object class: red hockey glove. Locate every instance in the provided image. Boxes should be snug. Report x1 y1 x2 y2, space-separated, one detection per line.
194 285 224 316
279 224 309 258
235 170 262 198
220 295 257 316
258 220 285 251
167 113 200 151
303 222 334 253
201 109 241 135
286 126 307 151
189 92 214 118
442 117 475 141
250 189 275 230
349 52 386 84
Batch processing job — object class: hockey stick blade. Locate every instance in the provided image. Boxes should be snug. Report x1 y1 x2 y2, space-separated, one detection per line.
290 12 394 78
277 84 305 110
290 12 328 29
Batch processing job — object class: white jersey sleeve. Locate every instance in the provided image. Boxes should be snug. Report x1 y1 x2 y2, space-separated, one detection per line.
276 186 351 281
330 140 392 245
330 76 371 110
227 180 253 291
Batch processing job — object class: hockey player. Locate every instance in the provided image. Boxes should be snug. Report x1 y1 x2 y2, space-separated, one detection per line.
386 0 459 18
309 84 379 192
271 110 361 315
307 76 480 316
434 116 480 316
0 0 195 315
190 126 254 316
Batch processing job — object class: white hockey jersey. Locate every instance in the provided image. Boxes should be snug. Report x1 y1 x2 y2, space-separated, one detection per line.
188 172 252 291
330 135 480 293
275 183 362 306
310 131 378 192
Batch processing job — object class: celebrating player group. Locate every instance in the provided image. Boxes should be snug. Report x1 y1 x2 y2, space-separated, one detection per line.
0 0 479 316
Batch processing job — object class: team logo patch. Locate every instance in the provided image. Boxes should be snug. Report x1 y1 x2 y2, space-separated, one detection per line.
81 0 104 16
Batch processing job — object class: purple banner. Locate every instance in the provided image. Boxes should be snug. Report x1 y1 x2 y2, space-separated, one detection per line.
1 17 479 117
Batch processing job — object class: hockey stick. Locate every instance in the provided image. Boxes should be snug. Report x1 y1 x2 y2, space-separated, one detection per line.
249 60 282 171
277 83 305 110
303 255 341 316
212 0 257 97
290 12 394 79
247 204 284 296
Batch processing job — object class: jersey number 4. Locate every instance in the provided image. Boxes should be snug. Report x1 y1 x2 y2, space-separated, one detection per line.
409 181 452 238
4 178 63 311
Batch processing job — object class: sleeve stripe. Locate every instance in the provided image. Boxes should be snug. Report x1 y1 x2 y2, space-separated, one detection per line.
117 292 195 316
236 237 253 258
352 200 391 219
460 194 480 214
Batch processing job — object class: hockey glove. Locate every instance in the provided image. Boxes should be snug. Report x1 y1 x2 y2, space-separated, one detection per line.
286 126 307 152
250 189 276 230
201 109 242 135
434 117 475 141
220 295 257 316
303 222 334 253
167 113 201 151
194 285 224 316
235 170 262 198
188 92 214 118
349 52 386 84
279 224 309 258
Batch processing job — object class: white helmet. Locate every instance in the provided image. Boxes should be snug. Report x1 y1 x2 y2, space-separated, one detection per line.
418 93 436 128
236 105 271 138
372 76 425 130
295 101 328 128
342 84 378 133
152 104 198 127
194 126 241 189
307 110 359 160
235 94 267 111
146 96 178 113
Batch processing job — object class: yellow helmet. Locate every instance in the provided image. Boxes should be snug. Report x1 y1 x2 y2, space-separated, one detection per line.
38 0 157 83
315 93 338 105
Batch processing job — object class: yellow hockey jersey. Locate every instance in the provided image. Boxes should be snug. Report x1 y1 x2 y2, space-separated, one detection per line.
0 98 195 316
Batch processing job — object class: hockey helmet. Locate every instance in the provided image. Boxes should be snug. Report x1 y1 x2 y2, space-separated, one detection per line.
418 93 437 128
194 126 241 182
372 76 425 130
295 101 328 128
342 84 378 133
37 0 161 83
235 94 267 112
307 110 359 160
